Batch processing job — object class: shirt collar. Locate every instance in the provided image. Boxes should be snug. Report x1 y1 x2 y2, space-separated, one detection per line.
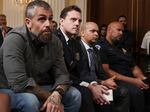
81 39 91 50
60 28 69 43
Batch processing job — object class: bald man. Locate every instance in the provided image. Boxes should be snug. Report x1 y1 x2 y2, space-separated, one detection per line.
98 21 150 112
79 22 130 112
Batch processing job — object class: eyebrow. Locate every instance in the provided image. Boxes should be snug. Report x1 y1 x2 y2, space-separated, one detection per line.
37 14 53 17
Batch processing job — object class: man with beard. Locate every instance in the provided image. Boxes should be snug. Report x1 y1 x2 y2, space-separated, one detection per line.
0 1 81 112
98 21 150 112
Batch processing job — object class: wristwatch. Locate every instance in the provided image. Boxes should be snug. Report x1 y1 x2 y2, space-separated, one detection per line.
54 88 65 96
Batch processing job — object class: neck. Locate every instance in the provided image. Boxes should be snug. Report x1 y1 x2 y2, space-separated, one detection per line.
60 27 75 39
106 36 113 45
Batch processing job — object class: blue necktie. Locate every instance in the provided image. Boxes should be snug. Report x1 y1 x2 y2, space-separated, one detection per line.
88 48 95 72
87 48 97 80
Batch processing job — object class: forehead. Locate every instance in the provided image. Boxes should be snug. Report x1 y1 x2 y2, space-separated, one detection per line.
86 23 99 30
66 10 81 18
101 27 107 30
113 23 123 30
34 7 53 17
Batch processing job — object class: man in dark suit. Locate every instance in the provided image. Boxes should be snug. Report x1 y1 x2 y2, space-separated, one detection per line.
54 4 130 111
0 1 81 112
54 5 96 112
0 14 12 46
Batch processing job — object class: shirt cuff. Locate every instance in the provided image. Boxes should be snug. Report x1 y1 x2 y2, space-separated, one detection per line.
90 81 98 85
80 81 90 87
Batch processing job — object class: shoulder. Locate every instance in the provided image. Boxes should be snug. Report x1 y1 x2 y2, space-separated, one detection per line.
97 38 108 48
7 25 28 41
2 26 28 49
50 34 63 48
53 29 63 38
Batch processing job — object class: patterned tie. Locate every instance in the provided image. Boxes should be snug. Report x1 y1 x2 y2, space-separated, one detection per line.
87 48 97 80
87 48 95 71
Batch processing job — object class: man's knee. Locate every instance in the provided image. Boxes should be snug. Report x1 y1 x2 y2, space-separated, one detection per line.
15 93 40 112
62 86 81 106
0 93 11 112
0 93 10 102
66 86 81 102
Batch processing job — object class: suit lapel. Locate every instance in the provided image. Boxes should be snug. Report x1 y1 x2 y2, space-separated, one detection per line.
54 29 74 66
93 47 99 72
79 40 90 69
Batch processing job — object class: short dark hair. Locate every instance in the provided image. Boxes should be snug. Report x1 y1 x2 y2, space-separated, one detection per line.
117 15 127 21
52 20 58 27
60 5 81 19
25 0 52 19
100 24 107 29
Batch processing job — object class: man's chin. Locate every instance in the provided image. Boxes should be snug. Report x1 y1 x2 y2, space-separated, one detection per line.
38 34 52 43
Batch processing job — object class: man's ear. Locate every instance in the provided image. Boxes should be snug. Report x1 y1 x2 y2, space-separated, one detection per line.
25 18 32 29
80 30 85 37
60 18 64 25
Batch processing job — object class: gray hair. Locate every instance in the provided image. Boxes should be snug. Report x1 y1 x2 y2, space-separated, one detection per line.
25 0 52 19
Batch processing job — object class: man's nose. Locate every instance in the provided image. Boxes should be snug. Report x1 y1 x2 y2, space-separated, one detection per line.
95 31 99 37
75 20 80 26
120 31 123 35
45 19 51 27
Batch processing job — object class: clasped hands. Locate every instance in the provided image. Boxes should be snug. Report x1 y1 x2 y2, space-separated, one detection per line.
89 84 111 105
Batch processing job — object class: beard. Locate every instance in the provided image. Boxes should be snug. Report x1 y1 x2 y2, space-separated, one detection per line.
112 38 120 46
37 28 52 44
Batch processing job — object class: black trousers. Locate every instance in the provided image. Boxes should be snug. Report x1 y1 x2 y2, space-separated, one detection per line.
118 81 150 112
73 85 129 112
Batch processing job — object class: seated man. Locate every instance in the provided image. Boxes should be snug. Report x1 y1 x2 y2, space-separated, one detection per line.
0 93 10 112
0 1 81 112
55 17 129 111
98 21 150 112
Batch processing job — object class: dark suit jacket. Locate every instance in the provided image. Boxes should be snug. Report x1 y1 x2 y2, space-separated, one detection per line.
79 40 107 82
54 29 107 84
54 29 83 84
